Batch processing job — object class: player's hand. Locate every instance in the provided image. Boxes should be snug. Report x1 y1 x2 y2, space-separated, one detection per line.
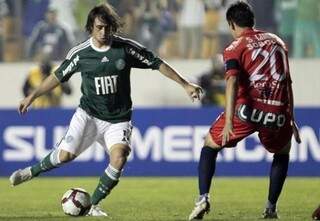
184 82 203 102
220 121 235 146
291 120 301 144
18 95 34 115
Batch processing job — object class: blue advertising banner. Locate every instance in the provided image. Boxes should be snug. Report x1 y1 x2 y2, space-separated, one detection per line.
0 107 319 176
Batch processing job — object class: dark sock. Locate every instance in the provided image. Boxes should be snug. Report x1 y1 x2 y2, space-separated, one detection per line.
267 154 289 207
198 146 219 195
91 167 120 205
31 151 58 177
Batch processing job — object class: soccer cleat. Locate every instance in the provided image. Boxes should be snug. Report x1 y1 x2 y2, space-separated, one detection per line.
87 204 108 216
312 204 320 220
188 196 210 220
262 208 279 219
9 167 33 186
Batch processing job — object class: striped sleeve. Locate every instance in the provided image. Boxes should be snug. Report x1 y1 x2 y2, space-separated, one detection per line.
113 36 163 70
65 39 90 60
54 40 89 82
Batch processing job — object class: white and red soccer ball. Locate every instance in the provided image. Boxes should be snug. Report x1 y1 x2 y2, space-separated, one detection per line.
61 188 91 216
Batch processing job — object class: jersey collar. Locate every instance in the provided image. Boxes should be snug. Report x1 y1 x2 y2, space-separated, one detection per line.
240 28 263 37
90 37 111 52
240 28 255 37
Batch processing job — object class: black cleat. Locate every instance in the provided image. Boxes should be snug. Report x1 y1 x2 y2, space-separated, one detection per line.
262 208 279 219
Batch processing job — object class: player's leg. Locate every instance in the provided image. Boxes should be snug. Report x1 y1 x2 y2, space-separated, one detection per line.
89 144 130 217
9 148 79 187
259 121 293 219
189 113 255 220
90 144 130 206
189 134 221 220
179 27 190 58
9 149 78 186
263 142 291 219
9 108 95 186
88 121 132 216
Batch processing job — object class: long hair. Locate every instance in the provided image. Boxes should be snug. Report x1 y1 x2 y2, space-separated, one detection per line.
85 3 122 34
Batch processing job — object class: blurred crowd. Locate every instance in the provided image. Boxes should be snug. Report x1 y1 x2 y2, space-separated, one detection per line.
0 0 320 63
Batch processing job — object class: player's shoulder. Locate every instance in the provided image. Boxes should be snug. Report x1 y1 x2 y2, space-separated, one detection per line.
225 38 242 51
267 32 287 50
224 37 245 58
253 29 287 50
112 35 146 50
65 38 91 60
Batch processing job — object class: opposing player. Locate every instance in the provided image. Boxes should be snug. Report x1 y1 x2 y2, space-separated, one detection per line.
188 1 301 220
9 3 202 216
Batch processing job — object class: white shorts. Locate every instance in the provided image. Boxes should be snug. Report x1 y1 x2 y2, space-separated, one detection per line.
57 108 133 155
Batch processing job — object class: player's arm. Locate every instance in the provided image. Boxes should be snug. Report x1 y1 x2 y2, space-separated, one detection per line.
125 41 202 101
221 47 240 146
19 44 81 114
19 74 60 114
287 80 301 143
158 62 203 101
221 75 237 146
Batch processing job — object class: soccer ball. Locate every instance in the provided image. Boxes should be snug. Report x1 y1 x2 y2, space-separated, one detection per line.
61 188 91 216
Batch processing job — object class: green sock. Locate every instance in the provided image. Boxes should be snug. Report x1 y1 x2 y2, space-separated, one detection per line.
30 151 57 177
91 172 119 205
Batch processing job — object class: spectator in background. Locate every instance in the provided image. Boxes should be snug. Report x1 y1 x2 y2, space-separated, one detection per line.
158 0 178 43
201 0 220 59
135 0 161 53
198 54 225 106
293 0 320 58
247 0 277 33
275 0 297 56
26 7 72 60
110 0 137 39
49 0 76 44
23 56 72 108
157 0 180 58
22 0 50 38
0 0 9 61
178 0 205 59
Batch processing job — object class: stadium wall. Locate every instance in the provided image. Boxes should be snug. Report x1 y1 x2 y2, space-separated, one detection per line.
0 59 319 107
1 107 319 176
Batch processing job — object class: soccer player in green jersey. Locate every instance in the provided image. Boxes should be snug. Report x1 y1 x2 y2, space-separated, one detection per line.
9 3 203 216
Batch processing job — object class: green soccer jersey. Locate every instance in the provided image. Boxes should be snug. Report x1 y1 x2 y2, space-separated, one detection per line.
54 35 163 122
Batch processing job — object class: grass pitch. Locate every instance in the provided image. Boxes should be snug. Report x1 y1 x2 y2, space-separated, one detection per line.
0 177 319 221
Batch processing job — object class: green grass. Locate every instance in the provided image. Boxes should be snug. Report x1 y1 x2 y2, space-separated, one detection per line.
0 177 319 221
